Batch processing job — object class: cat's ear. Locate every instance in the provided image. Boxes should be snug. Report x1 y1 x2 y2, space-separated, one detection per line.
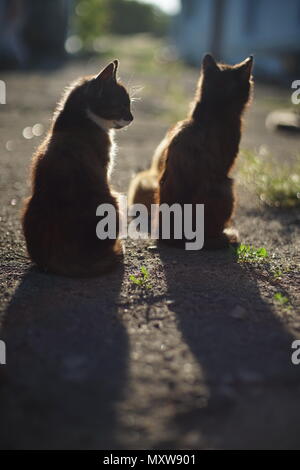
95 61 116 82
202 54 219 73
113 59 119 80
237 55 254 80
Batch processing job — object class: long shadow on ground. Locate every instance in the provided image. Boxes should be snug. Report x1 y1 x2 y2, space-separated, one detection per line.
0 265 127 450
158 245 300 450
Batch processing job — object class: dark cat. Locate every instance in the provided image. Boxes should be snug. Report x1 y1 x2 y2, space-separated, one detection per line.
128 54 253 248
22 60 133 276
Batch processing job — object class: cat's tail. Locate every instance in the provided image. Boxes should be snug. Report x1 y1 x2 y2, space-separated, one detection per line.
204 228 240 250
43 241 124 278
128 135 168 210
128 169 158 211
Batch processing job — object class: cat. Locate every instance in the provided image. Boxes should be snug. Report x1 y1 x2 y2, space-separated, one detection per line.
128 54 253 249
22 60 133 277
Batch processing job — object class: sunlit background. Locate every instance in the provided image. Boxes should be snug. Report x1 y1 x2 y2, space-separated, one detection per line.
0 0 299 210
139 0 180 14
0 0 299 79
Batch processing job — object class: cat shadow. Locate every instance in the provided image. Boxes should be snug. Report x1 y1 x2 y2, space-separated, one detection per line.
157 244 300 449
0 264 128 450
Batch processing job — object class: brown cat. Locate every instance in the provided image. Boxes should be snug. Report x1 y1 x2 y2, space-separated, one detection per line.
128 54 253 248
22 60 133 277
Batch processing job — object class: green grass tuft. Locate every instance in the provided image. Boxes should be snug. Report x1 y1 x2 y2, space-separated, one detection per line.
238 151 300 208
130 266 152 289
234 244 269 263
274 292 290 306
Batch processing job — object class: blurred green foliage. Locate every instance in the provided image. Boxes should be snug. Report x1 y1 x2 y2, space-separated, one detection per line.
238 150 300 208
73 0 170 46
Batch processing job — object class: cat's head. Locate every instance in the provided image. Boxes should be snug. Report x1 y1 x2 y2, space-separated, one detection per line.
86 60 133 130
199 54 254 108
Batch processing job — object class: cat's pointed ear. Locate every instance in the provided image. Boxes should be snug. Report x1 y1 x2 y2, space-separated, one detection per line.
113 59 119 80
202 54 219 73
237 55 254 80
95 62 116 82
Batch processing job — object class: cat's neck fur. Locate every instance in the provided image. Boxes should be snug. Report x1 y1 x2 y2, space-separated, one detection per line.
189 75 248 175
51 84 115 177
53 85 112 138
190 81 246 126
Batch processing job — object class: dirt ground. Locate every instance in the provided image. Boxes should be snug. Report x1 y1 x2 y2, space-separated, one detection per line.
0 37 299 450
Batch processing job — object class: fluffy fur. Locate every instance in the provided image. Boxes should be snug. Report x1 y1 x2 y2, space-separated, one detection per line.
22 60 133 276
128 54 253 248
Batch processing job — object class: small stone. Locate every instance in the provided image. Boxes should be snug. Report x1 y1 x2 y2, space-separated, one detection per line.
147 245 157 251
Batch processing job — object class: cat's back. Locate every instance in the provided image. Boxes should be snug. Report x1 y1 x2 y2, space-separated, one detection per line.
37 126 109 166
32 127 110 195
164 119 207 168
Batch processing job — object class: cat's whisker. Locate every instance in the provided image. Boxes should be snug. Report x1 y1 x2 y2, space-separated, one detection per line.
130 85 144 98
126 73 135 91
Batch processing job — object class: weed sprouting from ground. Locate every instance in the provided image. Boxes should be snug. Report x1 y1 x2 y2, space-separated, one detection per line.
130 266 152 289
231 243 297 311
233 244 269 263
274 292 291 308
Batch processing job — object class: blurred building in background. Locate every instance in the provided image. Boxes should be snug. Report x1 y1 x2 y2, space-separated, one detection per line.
0 0 169 70
0 0 71 70
1 0 299 79
175 0 300 78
